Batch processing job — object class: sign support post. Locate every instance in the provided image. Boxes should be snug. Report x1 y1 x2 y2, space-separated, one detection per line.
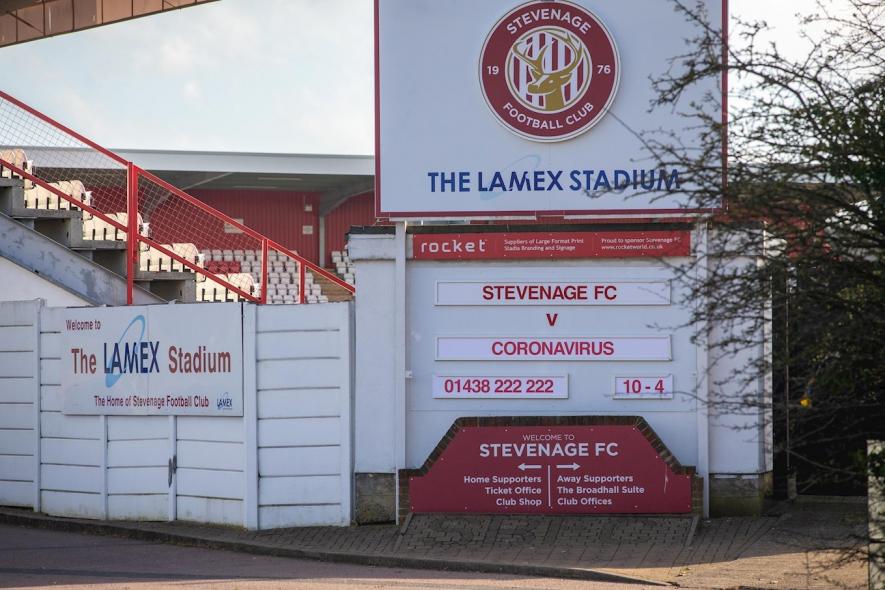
695 221 711 517
394 221 408 523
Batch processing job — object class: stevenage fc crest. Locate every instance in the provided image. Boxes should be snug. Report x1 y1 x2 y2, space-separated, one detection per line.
480 1 620 142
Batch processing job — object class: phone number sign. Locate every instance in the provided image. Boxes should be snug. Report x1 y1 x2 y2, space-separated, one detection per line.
433 375 568 399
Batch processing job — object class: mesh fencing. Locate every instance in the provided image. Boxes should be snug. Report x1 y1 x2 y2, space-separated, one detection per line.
135 169 264 303
267 243 306 304
0 92 129 226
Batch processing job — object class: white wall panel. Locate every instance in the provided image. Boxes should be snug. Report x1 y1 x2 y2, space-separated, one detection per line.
39 358 60 386
108 494 167 520
0 378 34 403
258 359 342 390
259 475 340 506
255 303 352 529
0 405 35 429
107 417 167 441
258 389 342 419
41 465 102 493
177 417 243 443
34 302 94 516
177 497 242 525
0 326 36 351
0 455 36 480
41 438 101 466
0 300 38 509
40 490 103 517
0 430 34 455
39 332 60 359
257 331 340 360
258 417 341 448
177 468 243 500
40 412 100 439
0 481 32 506
351 252 412 473
40 385 64 412
0 352 34 376
107 440 167 467
0 300 42 325
177 441 243 471
107 468 168 495
259 505 344 528
256 304 347 332
708 288 767 474
258 446 340 477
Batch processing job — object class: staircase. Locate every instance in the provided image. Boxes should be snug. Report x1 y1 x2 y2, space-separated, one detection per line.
312 272 355 303
0 177 165 305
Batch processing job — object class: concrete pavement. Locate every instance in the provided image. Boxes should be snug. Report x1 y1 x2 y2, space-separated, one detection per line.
0 499 868 589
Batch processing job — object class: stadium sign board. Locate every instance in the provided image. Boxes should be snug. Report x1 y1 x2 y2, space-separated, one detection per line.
61 304 244 416
376 0 725 218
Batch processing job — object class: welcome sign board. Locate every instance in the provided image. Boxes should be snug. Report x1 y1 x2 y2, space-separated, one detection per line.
61 304 243 416
376 0 725 217
408 423 693 514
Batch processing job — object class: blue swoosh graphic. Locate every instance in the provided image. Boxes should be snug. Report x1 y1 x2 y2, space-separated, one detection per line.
480 154 542 201
105 315 146 388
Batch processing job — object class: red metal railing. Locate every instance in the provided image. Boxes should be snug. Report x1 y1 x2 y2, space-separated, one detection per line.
0 89 355 305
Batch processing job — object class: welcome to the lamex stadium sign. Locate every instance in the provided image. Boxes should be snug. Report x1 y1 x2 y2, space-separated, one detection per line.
61 304 243 416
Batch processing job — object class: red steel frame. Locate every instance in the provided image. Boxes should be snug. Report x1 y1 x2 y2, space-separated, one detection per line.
0 90 355 306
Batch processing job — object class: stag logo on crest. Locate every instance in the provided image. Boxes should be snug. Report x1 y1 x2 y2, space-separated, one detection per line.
508 28 589 113
480 1 620 142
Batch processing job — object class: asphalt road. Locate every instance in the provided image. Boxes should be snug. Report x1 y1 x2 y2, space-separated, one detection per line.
0 524 660 590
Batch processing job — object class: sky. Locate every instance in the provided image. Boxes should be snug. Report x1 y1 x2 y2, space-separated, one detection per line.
0 0 813 156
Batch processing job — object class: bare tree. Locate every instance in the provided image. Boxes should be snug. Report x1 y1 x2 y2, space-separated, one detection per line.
645 0 884 497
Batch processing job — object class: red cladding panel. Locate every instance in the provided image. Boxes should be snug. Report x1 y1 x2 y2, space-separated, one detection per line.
324 192 390 264
189 190 319 261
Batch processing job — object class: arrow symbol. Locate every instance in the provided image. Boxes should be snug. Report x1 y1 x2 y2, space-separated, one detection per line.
556 463 580 470
518 463 542 471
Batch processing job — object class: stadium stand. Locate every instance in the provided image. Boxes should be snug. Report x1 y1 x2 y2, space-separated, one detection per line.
331 246 356 286
0 89 355 307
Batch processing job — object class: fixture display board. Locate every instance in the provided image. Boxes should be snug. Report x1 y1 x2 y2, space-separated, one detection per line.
435 280 671 306
61 304 243 416
407 421 694 514
376 0 725 218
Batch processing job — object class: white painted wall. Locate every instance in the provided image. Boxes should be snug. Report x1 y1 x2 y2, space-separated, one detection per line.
176 415 244 525
350 231 771 493
0 300 354 529
0 258 89 307
256 303 353 528
404 258 699 468
0 300 40 509
108 416 169 521
38 305 105 517
707 254 773 475
352 235 398 474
